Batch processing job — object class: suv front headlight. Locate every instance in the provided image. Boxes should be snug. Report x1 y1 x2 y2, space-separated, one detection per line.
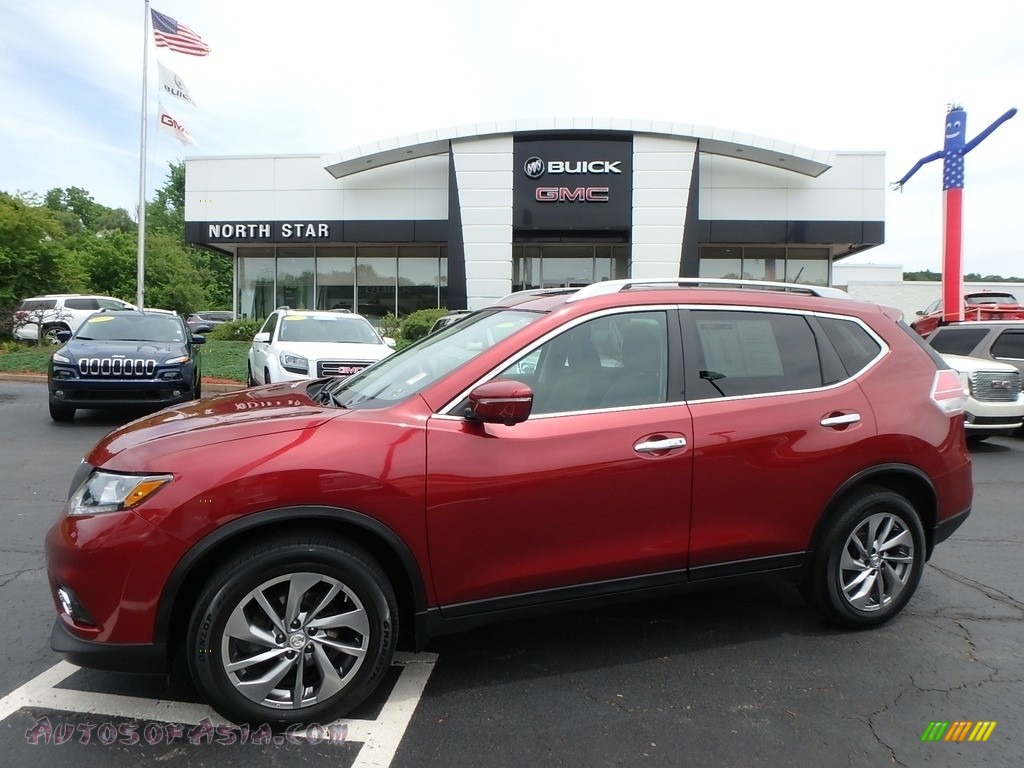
280 352 309 375
68 470 173 517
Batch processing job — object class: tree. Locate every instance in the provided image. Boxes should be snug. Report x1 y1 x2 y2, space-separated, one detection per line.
0 193 88 338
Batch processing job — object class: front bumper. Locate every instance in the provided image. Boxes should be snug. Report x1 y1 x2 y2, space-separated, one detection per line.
49 377 197 408
50 618 168 673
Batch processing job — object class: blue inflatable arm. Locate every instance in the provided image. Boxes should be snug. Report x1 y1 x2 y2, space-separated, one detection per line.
963 107 1017 154
891 151 942 190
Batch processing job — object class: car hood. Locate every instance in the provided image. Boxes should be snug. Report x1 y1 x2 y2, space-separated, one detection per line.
62 340 187 360
89 381 342 468
940 353 1019 374
265 341 393 361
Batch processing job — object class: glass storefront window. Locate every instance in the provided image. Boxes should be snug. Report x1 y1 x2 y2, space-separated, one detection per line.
743 247 786 281
276 249 315 309
316 247 355 310
398 255 443 315
356 248 397 327
786 249 830 286
237 249 275 321
699 247 742 279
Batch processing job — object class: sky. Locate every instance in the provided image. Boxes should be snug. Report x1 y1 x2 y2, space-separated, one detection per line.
2 0 1023 277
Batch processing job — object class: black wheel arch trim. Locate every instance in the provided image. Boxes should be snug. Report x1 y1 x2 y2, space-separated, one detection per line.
154 505 427 651
807 463 941 566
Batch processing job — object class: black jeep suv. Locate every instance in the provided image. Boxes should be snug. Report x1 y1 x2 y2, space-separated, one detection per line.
48 310 205 421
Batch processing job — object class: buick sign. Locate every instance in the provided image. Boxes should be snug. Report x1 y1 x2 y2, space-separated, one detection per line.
524 157 545 179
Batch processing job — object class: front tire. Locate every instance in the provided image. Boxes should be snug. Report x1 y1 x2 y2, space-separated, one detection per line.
804 487 925 628
49 400 76 421
187 535 397 727
247 363 257 387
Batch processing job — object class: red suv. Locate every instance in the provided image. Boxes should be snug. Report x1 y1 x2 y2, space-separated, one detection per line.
46 279 973 727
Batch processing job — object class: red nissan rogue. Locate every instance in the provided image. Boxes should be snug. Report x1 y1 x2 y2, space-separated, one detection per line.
46 279 973 727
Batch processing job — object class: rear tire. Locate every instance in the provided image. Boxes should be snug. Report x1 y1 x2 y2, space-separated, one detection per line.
803 486 925 628
187 536 398 727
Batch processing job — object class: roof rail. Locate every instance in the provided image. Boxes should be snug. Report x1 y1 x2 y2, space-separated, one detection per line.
566 277 852 303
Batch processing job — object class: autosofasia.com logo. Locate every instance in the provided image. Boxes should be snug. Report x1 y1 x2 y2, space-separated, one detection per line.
921 721 997 742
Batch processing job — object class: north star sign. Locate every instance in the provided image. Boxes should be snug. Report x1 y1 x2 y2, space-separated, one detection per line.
196 222 336 242
514 138 632 230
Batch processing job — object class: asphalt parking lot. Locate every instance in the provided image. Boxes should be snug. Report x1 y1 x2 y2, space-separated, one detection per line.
0 378 1020 767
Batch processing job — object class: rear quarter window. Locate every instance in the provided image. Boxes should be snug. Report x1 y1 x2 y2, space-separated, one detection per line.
991 330 1024 360
64 298 100 310
927 327 990 356
818 317 883 376
19 299 57 311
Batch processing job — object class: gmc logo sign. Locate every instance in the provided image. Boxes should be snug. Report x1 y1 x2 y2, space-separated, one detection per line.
535 187 610 202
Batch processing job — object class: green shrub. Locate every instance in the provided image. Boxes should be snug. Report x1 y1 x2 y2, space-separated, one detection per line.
204 318 263 341
379 312 402 341
400 308 449 342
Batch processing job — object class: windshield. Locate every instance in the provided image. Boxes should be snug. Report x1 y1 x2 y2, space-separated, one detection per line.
75 314 184 342
320 309 540 408
279 314 381 343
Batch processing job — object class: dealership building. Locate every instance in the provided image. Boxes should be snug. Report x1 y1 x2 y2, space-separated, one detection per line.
183 118 885 321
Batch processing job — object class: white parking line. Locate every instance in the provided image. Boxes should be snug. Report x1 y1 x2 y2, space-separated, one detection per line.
0 652 437 766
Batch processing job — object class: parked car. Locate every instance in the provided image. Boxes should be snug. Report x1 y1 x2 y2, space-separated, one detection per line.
46 278 973 727
187 311 235 333
247 308 395 385
938 353 1024 441
429 309 474 334
911 291 1024 336
14 294 136 344
47 309 205 421
926 321 1024 378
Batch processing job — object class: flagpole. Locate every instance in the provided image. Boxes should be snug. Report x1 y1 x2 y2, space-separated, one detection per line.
137 0 150 309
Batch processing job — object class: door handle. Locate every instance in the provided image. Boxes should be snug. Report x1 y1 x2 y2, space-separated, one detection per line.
634 437 687 453
820 413 861 428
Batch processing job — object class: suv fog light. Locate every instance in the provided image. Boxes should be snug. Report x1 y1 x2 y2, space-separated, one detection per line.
57 585 96 626
172 389 182 396
54 390 65 398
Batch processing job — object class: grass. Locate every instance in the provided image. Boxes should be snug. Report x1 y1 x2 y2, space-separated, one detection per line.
0 340 249 382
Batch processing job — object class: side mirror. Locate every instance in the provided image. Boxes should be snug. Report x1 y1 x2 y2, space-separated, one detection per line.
466 379 533 426
253 332 270 343
916 310 926 316
383 336 397 348
56 330 72 343
192 335 206 345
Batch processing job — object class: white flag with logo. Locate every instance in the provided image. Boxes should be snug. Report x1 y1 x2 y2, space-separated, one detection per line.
157 103 197 146
158 61 197 106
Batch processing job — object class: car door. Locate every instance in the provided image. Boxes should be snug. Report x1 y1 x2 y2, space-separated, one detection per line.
424 309 694 611
681 309 880 575
249 312 279 383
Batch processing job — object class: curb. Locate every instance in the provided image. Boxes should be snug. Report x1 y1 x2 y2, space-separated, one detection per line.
0 372 246 394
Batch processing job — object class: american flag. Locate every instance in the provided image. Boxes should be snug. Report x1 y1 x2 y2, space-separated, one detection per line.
151 8 210 56
942 149 965 190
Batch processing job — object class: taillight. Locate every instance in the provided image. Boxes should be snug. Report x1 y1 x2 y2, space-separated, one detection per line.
931 369 968 415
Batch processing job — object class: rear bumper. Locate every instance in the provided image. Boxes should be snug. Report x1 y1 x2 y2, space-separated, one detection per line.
934 505 971 547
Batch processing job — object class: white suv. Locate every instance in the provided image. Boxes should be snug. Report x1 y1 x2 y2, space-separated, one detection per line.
940 353 1024 441
14 294 135 344
247 308 395 385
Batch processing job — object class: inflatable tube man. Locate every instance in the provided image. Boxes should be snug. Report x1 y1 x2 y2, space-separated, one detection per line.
892 105 1017 323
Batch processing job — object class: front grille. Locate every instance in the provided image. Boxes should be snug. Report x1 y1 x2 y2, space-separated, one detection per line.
318 360 369 378
969 370 1023 402
78 358 157 378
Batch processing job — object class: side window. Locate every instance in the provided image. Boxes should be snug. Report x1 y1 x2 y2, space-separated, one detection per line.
495 311 668 415
65 298 99 311
689 310 822 398
818 317 883 376
991 330 1024 360
259 313 279 338
927 328 989 356
97 299 127 310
